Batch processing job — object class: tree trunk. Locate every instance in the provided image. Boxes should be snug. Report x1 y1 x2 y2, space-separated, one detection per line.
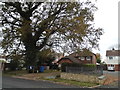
25 46 38 67
21 19 39 69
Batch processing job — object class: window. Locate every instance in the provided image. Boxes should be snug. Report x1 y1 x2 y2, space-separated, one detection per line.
108 64 114 67
109 56 113 60
80 57 85 60
86 56 91 60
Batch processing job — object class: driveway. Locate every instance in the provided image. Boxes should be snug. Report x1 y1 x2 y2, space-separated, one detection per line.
103 70 120 78
2 76 80 89
95 70 120 88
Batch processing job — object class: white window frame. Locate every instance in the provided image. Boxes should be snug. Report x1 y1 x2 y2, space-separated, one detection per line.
86 56 91 60
80 57 85 60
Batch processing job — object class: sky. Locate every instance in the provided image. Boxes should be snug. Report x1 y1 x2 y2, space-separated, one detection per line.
93 0 119 61
0 0 119 61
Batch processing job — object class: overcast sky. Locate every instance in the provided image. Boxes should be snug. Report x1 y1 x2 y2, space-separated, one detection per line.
93 0 119 60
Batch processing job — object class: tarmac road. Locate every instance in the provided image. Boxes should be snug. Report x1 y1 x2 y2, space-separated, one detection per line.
2 76 80 89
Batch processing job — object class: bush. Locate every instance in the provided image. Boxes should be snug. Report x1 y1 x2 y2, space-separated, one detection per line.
9 60 20 71
83 64 96 68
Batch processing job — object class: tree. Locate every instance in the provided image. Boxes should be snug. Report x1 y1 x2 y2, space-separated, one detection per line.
8 54 24 70
0 1 103 67
96 53 101 63
36 48 55 66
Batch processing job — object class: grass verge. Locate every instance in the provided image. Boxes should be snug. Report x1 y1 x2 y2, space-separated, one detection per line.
43 78 99 87
3 70 28 76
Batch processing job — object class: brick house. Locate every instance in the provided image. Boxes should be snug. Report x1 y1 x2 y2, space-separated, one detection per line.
57 49 97 65
105 49 120 71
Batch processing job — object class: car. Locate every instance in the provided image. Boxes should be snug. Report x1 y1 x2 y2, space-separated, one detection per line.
107 64 115 71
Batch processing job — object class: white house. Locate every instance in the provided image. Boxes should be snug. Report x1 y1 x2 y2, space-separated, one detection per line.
105 49 120 71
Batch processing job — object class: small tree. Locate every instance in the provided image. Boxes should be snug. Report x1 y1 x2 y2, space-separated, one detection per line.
36 48 55 66
9 59 19 70
96 53 101 64
8 53 25 70
97 59 101 64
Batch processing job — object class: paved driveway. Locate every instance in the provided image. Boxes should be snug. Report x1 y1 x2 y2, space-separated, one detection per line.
103 70 120 78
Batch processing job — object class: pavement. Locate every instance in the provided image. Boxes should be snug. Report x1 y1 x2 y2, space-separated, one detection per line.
2 76 81 89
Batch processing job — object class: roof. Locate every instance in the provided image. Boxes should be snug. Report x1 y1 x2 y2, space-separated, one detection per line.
57 49 95 64
58 56 82 64
106 50 120 56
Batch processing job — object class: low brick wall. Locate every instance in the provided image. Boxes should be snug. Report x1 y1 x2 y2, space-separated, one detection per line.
60 72 105 84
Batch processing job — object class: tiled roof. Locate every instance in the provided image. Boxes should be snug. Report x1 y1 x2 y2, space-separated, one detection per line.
106 50 120 56
58 56 81 63
57 49 95 64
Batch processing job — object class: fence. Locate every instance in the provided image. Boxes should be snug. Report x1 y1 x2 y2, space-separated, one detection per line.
65 65 103 76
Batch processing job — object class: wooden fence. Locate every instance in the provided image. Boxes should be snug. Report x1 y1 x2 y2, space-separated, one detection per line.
65 66 103 76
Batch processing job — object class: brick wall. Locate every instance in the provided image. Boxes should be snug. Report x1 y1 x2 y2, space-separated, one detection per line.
92 55 97 64
79 59 92 64
115 64 120 71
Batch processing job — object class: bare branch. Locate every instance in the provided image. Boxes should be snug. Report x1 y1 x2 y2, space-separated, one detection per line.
34 3 64 41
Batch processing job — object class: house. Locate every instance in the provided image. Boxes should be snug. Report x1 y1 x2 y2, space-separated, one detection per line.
57 49 97 65
105 49 120 71
52 53 64 64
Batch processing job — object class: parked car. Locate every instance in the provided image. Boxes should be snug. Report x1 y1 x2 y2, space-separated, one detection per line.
107 64 115 71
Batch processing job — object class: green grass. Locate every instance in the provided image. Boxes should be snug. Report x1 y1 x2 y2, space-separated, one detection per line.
44 78 99 87
44 70 60 73
3 69 60 76
3 70 28 76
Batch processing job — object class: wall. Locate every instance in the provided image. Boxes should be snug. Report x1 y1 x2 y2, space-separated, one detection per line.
60 72 105 84
79 59 92 64
115 64 120 71
105 56 120 64
107 64 120 71
92 55 97 64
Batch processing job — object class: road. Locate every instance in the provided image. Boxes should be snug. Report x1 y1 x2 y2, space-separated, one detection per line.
2 76 80 89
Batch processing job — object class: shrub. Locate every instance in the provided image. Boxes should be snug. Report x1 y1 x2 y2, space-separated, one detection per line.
83 64 96 68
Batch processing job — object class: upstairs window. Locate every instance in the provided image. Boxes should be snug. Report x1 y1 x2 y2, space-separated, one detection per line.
86 56 91 60
109 56 113 60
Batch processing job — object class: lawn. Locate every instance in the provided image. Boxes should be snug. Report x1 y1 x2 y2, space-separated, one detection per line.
44 78 99 87
3 70 28 76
